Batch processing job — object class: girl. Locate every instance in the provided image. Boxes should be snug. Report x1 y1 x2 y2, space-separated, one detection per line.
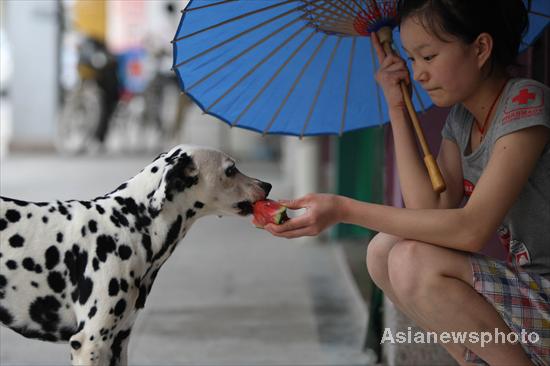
259 0 550 365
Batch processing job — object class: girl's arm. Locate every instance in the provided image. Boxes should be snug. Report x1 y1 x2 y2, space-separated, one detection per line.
388 108 464 209
266 126 549 252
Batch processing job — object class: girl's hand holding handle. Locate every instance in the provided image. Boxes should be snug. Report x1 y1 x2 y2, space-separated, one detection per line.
372 32 411 112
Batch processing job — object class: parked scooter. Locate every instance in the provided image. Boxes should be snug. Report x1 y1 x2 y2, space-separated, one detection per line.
57 35 119 154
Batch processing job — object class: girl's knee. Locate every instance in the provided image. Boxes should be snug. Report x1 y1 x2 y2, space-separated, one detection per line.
387 240 433 299
366 233 401 283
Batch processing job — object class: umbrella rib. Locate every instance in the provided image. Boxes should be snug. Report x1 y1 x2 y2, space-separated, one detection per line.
306 1 355 23
187 16 304 92
340 36 356 136
205 24 310 112
530 10 550 19
173 0 300 42
301 36 343 138
263 35 329 135
173 4 305 69
232 29 317 127
334 0 359 18
370 37 384 124
182 0 238 13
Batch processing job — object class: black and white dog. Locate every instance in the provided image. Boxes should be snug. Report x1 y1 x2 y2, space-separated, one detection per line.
0 145 271 365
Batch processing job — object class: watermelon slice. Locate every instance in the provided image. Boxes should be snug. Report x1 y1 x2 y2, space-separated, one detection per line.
252 200 289 228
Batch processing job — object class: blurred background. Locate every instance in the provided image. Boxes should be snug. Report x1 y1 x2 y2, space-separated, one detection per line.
0 1 548 365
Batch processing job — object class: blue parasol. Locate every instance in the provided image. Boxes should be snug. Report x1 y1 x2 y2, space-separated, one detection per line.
172 0 549 138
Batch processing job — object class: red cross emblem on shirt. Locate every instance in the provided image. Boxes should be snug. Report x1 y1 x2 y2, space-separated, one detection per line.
512 88 536 105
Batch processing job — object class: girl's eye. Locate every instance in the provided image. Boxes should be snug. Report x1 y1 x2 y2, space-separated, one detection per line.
423 54 436 62
225 166 238 177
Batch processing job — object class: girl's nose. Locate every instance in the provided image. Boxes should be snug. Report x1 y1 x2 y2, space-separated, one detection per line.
413 67 428 83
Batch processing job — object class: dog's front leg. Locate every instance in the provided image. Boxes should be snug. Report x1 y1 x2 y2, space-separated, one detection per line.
69 329 112 366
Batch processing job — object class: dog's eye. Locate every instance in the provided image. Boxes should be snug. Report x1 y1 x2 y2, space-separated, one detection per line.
225 165 238 177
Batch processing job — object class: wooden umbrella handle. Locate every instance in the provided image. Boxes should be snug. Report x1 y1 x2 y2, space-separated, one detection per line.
377 28 446 193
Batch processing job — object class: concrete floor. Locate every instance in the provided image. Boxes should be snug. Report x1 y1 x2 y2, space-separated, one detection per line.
0 152 374 366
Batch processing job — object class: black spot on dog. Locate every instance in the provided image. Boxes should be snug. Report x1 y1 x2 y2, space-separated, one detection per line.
96 204 105 214
29 296 61 332
31 281 39 288
114 299 126 316
142 234 153 262
70 340 82 350
96 235 116 262
81 226 87 237
88 306 97 318
0 275 6 289
27 213 32 218
186 209 196 219
42 216 49 224
79 201 92 209
47 271 66 293
64 245 88 286
0 305 14 325
88 220 98 233
151 166 158 173
135 285 147 309
120 279 128 292
151 215 183 263
0 219 7 231
56 232 64 243
45 246 60 270
194 201 205 209
111 208 129 228
110 328 131 366
78 277 93 305
6 209 21 223
22 257 36 272
58 202 68 216
6 260 17 270
93 258 99 271
1 197 29 206
109 279 119 296
118 245 132 260
9 234 24 248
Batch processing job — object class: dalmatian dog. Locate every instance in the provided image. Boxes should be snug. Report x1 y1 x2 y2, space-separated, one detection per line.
0 145 271 365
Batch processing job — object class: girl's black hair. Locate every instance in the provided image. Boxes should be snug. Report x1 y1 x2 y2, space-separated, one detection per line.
398 0 530 71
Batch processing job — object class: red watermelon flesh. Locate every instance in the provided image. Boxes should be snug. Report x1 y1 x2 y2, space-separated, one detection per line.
253 200 289 228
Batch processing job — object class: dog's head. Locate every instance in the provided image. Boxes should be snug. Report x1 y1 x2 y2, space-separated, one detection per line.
149 145 271 217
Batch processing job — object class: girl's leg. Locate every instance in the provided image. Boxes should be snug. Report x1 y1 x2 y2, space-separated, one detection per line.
366 233 475 365
387 240 533 366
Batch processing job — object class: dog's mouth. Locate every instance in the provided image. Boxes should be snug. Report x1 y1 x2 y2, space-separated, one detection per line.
236 201 254 216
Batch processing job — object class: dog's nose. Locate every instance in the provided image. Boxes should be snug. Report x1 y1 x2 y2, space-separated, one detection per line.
259 182 272 196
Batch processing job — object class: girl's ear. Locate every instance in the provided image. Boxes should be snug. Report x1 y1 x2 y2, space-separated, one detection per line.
474 32 494 70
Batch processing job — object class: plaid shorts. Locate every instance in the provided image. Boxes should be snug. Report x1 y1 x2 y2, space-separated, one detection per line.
465 253 550 366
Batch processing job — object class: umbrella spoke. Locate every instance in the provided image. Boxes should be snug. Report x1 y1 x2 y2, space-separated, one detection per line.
263 35 329 135
182 0 238 13
530 10 550 19
205 24 310 112
340 37 357 136
301 37 343 137
173 4 310 69
173 0 300 42
187 16 304 92
369 38 384 124
232 30 317 127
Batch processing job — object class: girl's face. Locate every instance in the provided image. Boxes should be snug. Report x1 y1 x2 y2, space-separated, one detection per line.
400 16 484 107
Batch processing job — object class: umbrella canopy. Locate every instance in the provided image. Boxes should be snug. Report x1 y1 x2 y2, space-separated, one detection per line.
172 0 549 138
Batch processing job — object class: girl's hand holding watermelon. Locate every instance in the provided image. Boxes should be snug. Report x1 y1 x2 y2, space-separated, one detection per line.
257 194 344 239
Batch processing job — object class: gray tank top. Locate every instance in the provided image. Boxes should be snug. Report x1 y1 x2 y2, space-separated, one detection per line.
442 78 550 278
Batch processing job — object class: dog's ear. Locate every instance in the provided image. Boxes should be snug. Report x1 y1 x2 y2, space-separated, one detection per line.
149 150 199 215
